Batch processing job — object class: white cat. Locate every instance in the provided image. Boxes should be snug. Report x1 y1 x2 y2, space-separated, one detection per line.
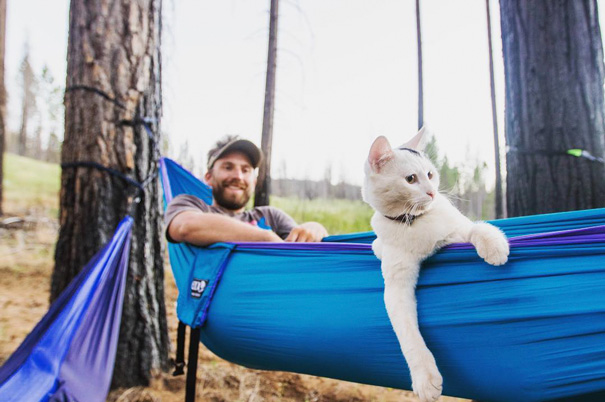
362 129 509 402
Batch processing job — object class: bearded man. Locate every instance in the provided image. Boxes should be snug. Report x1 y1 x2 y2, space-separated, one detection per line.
165 136 328 245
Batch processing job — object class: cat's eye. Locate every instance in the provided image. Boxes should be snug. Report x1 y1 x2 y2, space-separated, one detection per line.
427 171 433 179
405 174 417 184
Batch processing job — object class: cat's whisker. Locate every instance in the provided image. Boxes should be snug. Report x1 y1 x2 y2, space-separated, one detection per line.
395 201 417 227
440 187 469 203
443 192 469 204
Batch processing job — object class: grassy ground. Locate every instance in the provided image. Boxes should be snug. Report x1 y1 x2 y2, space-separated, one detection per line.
272 196 373 235
0 154 467 402
3 153 61 217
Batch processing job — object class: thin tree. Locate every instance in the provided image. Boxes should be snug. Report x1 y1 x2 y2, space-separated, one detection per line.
485 0 504 219
39 65 63 163
416 0 424 130
18 44 36 157
53 0 169 387
0 0 6 216
255 0 279 207
499 0 605 216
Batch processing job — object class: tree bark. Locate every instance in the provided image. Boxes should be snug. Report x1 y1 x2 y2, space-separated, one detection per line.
499 0 605 216
53 0 169 387
255 0 279 207
0 0 6 216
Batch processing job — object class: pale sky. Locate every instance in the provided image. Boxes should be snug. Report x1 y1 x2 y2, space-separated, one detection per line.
5 0 593 187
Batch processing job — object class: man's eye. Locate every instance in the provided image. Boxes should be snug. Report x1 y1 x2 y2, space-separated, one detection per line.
405 174 417 184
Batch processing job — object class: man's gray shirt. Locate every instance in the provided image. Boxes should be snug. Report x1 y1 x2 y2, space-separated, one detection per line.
164 194 297 242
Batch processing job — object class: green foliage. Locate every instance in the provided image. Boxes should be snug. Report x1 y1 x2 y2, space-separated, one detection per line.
272 196 374 235
3 153 60 216
425 134 495 220
438 156 461 195
424 135 440 166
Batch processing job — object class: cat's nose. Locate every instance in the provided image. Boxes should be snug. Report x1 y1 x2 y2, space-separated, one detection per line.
426 191 434 199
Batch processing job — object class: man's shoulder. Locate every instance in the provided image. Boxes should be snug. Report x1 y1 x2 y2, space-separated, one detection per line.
251 205 296 225
167 194 213 214
170 193 207 206
253 205 286 216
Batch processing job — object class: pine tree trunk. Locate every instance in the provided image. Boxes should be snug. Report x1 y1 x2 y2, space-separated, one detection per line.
0 0 6 216
500 0 605 217
416 0 424 130
53 0 169 387
255 0 279 207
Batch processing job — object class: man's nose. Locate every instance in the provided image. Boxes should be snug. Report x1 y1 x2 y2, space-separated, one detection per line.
230 168 245 180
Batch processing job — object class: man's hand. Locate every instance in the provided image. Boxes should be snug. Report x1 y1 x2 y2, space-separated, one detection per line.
285 222 328 242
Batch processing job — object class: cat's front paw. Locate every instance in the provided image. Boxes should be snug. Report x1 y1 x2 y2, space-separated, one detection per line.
471 222 509 266
411 362 443 402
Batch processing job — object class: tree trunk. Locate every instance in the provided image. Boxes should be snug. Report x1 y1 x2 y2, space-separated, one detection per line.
53 0 169 388
499 0 605 217
416 0 424 130
0 0 6 216
485 0 505 219
255 0 279 207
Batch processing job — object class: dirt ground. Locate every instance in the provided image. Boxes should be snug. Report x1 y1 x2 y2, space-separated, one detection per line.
0 212 466 402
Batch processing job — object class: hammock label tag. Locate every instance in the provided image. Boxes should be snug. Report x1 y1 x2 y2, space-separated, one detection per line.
191 279 209 298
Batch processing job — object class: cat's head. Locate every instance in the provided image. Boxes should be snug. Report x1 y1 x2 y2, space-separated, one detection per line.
362 129 440 218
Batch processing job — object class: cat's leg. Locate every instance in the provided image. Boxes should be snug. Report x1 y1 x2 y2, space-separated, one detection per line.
469 222 509 266
382 257 442 402
372 238 383 260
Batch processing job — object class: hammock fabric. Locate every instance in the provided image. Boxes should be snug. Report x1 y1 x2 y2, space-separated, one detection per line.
160 157 605 402
0 217 133 402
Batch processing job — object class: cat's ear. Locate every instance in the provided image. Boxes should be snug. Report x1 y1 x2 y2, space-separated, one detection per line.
368 136 394 172
400 126 427 151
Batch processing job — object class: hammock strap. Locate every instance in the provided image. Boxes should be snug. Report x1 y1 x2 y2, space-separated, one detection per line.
186 327 201 402
65 85 161 157
65 85 128 109
61 161 146 191
171 321 201 401
62 85 162 216
507 146 605 164
60 161 158 217
173 321 187 376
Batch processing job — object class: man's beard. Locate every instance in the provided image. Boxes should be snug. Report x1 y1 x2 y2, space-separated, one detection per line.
213 179 252 210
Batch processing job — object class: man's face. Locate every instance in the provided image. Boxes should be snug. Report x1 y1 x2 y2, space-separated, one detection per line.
205 151 256 211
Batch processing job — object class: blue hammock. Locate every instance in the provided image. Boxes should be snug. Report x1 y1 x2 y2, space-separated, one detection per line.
160 157 605 402
0 217 133 402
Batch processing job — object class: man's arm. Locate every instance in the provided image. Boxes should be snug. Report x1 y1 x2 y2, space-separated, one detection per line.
286 221 329 242
168 211 284 246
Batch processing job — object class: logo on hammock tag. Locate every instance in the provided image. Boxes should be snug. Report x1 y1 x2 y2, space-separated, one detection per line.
191 279 209 298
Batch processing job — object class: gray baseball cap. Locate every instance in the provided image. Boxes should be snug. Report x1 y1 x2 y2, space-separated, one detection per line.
207 137 263 169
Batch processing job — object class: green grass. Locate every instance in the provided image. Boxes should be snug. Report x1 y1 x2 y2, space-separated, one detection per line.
272 196 373 235
3 153 61 216
2 153 372 235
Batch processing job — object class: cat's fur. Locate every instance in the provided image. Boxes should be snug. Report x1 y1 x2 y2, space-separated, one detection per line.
362 130 509 402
